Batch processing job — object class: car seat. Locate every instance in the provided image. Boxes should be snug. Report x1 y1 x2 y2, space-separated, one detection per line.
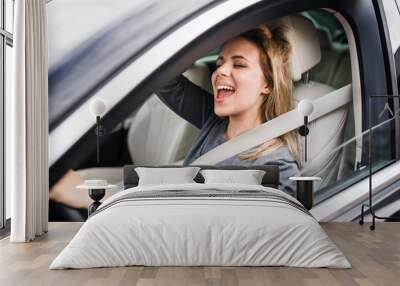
275 15 351 190
125 63 211 165
76 64 209 182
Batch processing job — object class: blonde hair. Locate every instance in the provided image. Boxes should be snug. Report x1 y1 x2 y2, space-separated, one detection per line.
236 24 300 162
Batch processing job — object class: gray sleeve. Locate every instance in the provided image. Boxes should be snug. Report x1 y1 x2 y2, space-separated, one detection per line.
273 159 300 197
155 75 214 129
248 149 300 197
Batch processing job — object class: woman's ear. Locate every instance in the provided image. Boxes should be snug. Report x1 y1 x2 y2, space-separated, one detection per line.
261 85 270 95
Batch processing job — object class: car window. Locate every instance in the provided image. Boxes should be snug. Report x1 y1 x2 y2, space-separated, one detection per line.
304 10 348 45
395 48 400 94
381 0 400 53
306 11 350 89
380 0 400 94
396 1 400 93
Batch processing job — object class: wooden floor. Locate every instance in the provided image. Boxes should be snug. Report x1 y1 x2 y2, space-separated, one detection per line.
0 222 399 286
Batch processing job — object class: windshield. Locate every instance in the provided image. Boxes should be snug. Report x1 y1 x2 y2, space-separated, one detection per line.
48 0 221 130
48 0 151 70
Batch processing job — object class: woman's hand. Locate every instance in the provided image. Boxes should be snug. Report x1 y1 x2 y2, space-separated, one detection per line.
49 169 92 209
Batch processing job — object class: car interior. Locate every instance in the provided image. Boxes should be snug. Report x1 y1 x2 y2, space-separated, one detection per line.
52 9 359 221
75 11 353 186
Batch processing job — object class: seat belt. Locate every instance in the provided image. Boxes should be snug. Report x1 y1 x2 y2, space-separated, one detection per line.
192 84 352 165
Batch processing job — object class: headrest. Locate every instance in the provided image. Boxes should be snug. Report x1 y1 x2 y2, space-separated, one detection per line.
270 15 321 81
183 63 213 93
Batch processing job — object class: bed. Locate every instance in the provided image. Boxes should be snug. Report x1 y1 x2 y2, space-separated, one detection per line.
50 165 350 269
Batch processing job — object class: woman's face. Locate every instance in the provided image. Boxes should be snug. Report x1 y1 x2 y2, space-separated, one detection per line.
211 37 269 119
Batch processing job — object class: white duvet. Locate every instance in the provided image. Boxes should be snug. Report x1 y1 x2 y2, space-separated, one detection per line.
50 183 351 269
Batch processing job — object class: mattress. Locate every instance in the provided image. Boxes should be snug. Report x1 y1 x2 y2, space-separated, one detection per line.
50 183 351 269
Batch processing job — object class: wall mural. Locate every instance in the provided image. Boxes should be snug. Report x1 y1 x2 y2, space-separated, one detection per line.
47 1 397 225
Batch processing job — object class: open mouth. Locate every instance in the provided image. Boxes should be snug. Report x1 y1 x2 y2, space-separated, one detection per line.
215 84 236 103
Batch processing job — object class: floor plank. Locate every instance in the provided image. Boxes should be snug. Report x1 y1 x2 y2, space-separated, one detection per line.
0 222 399 286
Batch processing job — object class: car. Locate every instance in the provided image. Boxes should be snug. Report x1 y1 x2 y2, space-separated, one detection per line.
47 0 400 222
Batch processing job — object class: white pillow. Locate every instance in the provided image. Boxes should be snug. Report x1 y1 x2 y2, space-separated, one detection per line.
135 167 201 186
200 169 266 185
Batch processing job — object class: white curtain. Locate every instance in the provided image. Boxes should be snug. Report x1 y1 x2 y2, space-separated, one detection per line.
7 0 49 242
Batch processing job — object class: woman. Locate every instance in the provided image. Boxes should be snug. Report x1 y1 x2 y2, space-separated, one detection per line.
50 24 300 210
157 24 300 195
